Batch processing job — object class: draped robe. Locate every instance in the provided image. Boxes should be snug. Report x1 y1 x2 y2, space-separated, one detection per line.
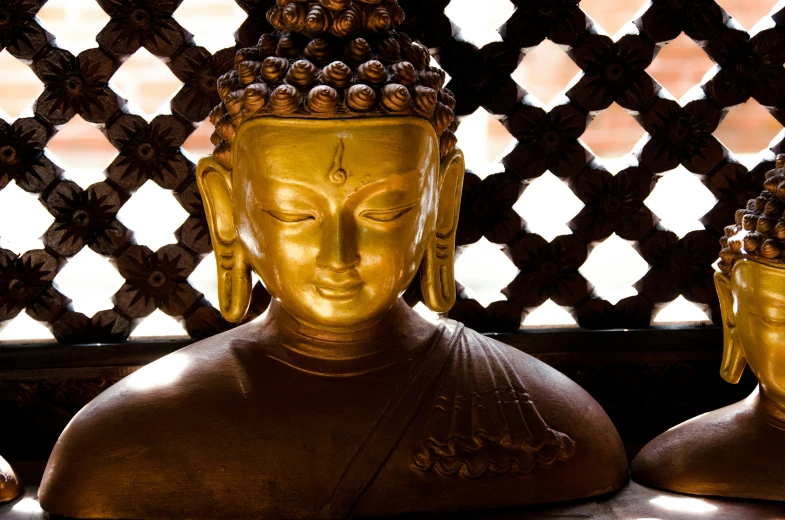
39 302 627 519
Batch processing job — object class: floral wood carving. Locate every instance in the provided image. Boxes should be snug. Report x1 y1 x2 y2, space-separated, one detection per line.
0 0 268 343
0 0 784 342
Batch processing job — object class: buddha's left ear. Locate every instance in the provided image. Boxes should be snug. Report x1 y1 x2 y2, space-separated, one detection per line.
196 157 252 323
714 271 747 384
421 148 465 313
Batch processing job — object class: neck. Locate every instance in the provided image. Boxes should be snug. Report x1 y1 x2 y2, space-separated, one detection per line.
257 299 441 376
758 385 785 431
273 299 411 359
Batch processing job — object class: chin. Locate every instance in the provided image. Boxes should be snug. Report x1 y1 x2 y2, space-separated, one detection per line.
304 299 388 329
315 307 380 327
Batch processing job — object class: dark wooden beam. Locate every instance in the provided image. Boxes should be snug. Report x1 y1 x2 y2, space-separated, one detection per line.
0 325 723 371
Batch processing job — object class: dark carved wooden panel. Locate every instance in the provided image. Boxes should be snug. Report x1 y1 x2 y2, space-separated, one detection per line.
0 0 783 341
440 0 785 331
0 0 274 343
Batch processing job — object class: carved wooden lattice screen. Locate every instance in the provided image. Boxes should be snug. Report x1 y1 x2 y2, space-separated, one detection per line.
0 0 782 343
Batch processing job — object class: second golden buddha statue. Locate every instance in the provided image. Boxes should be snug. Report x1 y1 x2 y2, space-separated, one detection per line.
632 155 785 501
39 1 628 517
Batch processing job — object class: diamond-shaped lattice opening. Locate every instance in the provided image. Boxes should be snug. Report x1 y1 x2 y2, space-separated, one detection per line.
653 295 710 324
514 41 581 107
445 0 515 48
38 0 110 55
0 51 44 120
514 172 584 242
46 115 117 188
455 238 519 308
582 103 645 162
413 302 440 322
522 299 577 327
174 0 247 53
111 49 182 118
580 234 649 304
0 313 54 342
53 248 124 317
188 255 219 309
645 166 717 238
648 34 715 101
581 0 647 37
429 56 451 86
719 0 776 31
117 181 189 251
0 182 54 253
182 121 215 162
455 109 515 179
716 100 782 157
130 309 188 338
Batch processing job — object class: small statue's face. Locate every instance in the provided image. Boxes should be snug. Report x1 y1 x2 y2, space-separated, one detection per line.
719 261 785 402
229 118 441 330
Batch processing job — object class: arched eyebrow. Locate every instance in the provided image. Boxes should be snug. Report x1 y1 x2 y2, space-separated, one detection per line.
253 179 326 210
345 172 425 211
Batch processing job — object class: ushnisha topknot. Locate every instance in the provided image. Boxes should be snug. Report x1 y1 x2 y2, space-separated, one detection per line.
208 0 459 170
719 154 785 274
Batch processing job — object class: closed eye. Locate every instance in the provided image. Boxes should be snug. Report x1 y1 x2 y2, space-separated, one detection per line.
760 316 785 326
263 209 316 223
360 204 416 222
748 311 785 325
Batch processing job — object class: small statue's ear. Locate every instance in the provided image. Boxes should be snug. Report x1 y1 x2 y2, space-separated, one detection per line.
714 271 746 384
421 148 465 313
196 157 252 323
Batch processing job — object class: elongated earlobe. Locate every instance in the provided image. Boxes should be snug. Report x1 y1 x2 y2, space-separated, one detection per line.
196 157 252 323
422 148 464 313
714 271 747 383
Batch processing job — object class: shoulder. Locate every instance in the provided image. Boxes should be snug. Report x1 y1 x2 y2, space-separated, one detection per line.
65 325 254 423
431 323 628 492
632 410 711 491
38 326 258 517
631 398 785 500
452 324 620 433
44 322 263 440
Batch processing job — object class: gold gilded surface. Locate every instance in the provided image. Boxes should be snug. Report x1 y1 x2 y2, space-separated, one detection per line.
38 116 627 519
632 259 785 500
198 117 462 328
0 456 21 505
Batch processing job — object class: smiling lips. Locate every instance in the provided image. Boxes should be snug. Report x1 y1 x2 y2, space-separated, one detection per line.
314 277 364 300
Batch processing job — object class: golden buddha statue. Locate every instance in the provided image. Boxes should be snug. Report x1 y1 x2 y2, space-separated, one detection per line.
632 154 785 501
39 1 627 517
0 455 21 504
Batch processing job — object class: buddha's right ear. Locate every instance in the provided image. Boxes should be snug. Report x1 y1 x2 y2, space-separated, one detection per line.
714 271 746 384
196 157 252 323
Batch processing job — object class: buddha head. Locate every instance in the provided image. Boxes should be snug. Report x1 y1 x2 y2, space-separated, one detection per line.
196 0 464 332
716 154 785 405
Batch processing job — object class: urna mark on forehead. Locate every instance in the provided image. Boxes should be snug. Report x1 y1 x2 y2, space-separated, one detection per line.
232 117 439 184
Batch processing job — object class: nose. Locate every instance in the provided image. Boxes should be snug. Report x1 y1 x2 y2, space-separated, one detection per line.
315 212 360 272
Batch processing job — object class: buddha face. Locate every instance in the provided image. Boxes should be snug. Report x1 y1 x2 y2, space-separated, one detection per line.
198 117 464 331
716 261 785 404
